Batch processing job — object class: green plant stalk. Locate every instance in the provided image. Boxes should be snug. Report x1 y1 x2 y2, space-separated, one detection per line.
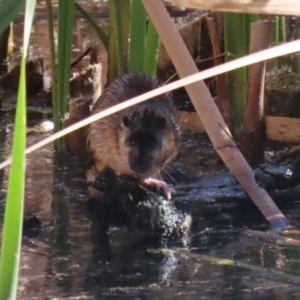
224 13 259 130
75 3 108 50
114 0 124 74
0 0 25 36
272 16 286 45
0 1 36 299
273 16 279 45
144 20 160 77
57 0 75 139
291 18 300 73
224 13 248 129
272 16 280 68
108 0 118 83
272 16 287 68
119 0 131 71
279 16 286 43
280 17 287 68
26 106 53 113
129 0 147 72
46 0 58 132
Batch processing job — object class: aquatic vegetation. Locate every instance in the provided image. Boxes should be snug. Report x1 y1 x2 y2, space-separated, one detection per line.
0 1 36 299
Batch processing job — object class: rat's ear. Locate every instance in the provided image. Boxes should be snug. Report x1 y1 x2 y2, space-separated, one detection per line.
123 116 132 127
156 117 166 130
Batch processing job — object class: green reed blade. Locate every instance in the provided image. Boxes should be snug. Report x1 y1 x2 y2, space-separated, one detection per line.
272 16 287 68
272 16 286 45
279 16 286 43
119 0 131 72
75 3 108 50
129 0 147 72
144 20 160 77
0 0 25 36
0 1 36 299
46 0 58 131
273 16 280 45
57 0 75 136
224 13 248 130
108 0 118 82
108 0 131 82
224 12 259 130
114 0 124 74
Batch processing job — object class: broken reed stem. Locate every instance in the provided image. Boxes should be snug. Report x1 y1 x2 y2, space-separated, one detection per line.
167 0 300 16
70 47 91 69
142 0 290 229
206 16 231 130
160 247 300 286
240 20 271 165
243 230 300 246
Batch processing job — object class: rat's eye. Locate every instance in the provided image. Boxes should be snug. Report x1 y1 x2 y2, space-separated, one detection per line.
123 116 132 127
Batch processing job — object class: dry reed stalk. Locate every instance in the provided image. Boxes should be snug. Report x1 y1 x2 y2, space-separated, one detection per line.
240 20 271 165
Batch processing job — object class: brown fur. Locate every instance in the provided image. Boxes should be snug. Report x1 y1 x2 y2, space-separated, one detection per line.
86 72 181 182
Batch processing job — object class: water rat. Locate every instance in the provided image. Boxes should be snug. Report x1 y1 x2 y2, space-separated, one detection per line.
86 72 181 199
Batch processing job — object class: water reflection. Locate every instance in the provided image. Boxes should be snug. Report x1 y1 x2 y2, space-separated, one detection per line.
16 141 300 299
0 109 298 299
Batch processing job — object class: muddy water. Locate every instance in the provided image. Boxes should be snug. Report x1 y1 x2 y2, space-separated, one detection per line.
1 5 300 300
0 113 299 299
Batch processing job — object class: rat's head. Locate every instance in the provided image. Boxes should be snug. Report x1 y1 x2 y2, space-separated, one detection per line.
118 106 180 178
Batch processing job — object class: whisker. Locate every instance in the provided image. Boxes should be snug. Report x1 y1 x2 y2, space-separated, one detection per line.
152 173 158 180
161 168 177 185
155 173 162 181
164 164 191 184
164 165 181 181
167 164 189 179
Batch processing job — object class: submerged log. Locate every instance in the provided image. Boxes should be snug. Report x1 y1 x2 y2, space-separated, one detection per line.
87 158 300 243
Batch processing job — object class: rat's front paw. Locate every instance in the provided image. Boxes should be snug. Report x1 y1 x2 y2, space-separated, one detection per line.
141 178 171 200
